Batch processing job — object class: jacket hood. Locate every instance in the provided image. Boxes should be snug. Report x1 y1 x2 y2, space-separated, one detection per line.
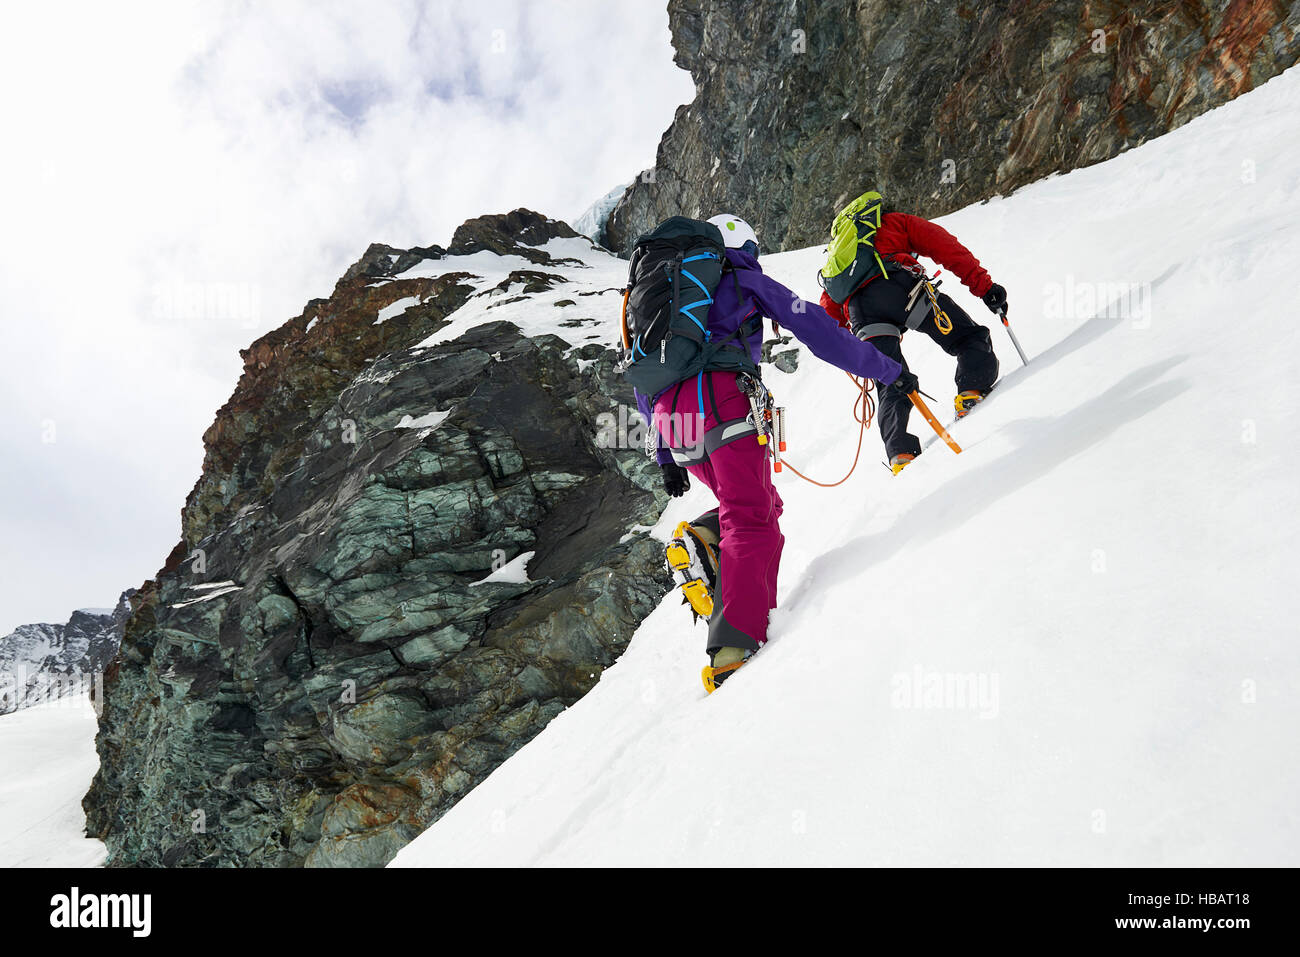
725 247 761 271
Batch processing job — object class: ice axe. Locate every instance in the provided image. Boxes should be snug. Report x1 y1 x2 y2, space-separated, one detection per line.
999 307 1029 366
908 391 961 455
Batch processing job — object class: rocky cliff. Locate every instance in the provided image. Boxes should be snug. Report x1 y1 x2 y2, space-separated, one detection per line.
83 211 675 866
606 0 1300 253
1 592 134 714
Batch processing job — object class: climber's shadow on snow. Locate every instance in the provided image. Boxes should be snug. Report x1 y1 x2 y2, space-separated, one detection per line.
1032 263 1180 371
783 354 1192 613
954 262 1183 410
922 314 1144 454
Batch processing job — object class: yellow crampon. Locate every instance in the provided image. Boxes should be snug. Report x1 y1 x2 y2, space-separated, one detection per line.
678 579 713 619
889 452 916 475
701 660 746 694
954 390 984 418
666 521 716 621
664 536 692 570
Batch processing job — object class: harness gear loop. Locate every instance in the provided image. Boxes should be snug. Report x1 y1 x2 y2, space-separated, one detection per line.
924 276 954 335
737 373 773 447
772 406 787 473
898 261 953 335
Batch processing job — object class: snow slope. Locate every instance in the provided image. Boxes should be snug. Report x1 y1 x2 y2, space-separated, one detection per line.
393 67 1300 867
411 236 627 348
0 697 106 866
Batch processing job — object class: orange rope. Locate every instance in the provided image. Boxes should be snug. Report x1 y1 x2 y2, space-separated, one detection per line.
778 373 876 487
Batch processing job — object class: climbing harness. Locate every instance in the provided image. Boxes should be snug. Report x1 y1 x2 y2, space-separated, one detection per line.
848 264 954 342
769 373 877 488
900 263 953 335
663 369 762 468
671 369 880 488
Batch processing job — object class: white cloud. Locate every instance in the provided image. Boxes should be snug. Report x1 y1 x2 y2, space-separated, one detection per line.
0 0 694 632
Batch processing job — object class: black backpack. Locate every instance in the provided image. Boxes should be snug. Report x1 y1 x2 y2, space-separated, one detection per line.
619 217 759 396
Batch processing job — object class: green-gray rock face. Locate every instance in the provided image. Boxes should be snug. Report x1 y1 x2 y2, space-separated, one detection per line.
83 211 672 867
606 0 1300 254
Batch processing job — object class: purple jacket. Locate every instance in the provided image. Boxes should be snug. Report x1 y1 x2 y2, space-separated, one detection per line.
634 248 903 465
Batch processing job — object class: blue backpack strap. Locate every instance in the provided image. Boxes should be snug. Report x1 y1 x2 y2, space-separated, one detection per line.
678 253 717 333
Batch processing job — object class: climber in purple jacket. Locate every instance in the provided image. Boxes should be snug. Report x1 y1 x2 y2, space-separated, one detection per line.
636 214 904 690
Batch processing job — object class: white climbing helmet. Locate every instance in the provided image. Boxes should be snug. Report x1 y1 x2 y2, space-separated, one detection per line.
707 213 759 253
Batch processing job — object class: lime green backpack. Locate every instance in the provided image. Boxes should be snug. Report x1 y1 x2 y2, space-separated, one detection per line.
817 191 890 304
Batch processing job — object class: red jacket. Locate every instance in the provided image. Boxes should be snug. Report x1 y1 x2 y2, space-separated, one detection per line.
819 212 993 328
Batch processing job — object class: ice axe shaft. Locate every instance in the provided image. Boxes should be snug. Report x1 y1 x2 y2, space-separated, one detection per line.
1000 308 1029 366
908 391 962 454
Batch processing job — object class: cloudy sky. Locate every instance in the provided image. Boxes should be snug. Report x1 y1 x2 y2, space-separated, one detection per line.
0 1 694 633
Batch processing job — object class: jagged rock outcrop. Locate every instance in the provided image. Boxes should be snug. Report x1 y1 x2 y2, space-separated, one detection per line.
449 209 582 259
0 592 134 713
607 0 1300 253
84 210 672 867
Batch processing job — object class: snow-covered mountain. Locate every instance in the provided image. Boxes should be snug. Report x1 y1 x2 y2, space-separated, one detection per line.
0 592 133 714
13 58 1296 872
392 66 1300 866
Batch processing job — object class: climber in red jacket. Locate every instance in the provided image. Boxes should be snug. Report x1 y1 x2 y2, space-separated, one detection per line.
820 206 1007 473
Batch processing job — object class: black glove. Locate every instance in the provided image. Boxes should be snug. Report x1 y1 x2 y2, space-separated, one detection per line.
661 463 690 498
891 369 919 395
982 283 1008 315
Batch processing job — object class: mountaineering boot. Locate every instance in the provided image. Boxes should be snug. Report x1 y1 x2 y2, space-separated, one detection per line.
889 452 917 475
702 646 750 694
665 520 719 622
954 390 987 418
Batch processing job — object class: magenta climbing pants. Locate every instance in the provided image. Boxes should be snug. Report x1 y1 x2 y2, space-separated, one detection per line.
655 371 784 653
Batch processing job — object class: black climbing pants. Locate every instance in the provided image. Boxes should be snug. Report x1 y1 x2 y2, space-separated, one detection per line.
847 275 999 459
